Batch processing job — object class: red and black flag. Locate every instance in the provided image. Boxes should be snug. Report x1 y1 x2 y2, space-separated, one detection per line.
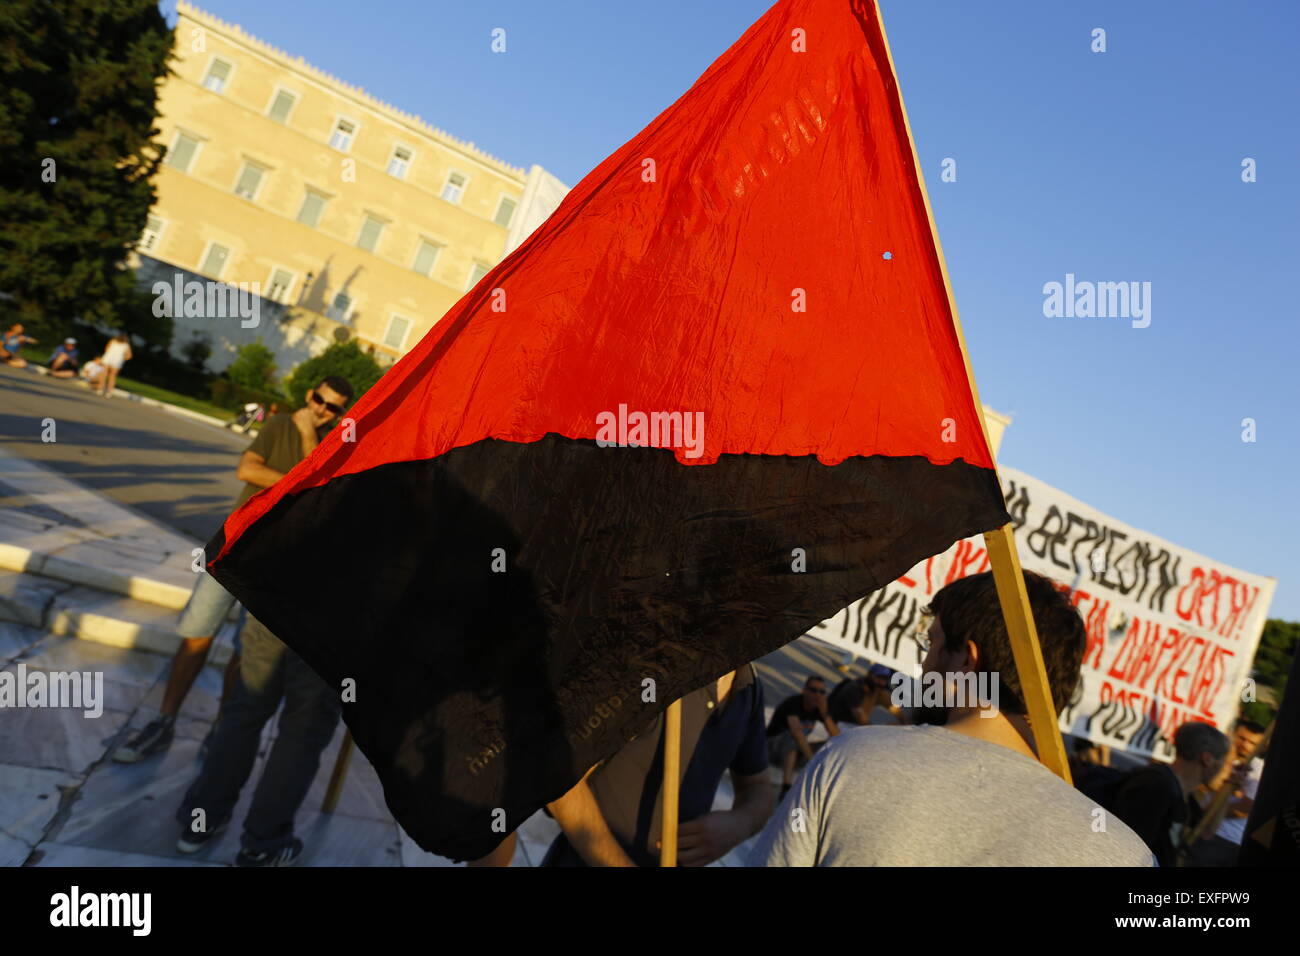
207 0 1009 860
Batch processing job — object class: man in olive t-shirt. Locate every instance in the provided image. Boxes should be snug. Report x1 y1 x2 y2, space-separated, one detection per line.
176 377 358 866
115 378 354 767
232 396 336 507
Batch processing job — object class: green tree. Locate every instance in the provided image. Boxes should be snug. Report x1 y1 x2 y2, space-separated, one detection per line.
1242 618 1298 726
285 340 384 408
0 1 173 344
225 340 277 391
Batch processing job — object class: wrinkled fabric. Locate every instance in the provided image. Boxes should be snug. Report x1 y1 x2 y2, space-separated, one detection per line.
214 0 992 557
207 0 1010 861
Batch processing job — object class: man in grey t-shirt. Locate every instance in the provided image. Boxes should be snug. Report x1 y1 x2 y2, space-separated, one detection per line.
748 570 1155 867
750 723 1153 865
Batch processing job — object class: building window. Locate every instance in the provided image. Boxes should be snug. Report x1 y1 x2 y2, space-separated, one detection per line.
356 216 384 253
233 161 266 201
200 243 230 279
202 58 232 93
139 215 165 252
411 240 442 277
467 261 490 290
326 292 352 323
268 89 297 124
441 171 467 204
297 189 328 228
266 268 295 304
383 314 412 351
494 196 517 228
167 132 200 173
329 117 357 152
387 145 413 179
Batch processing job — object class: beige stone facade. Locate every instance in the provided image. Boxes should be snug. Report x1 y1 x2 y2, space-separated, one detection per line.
135 2 565 375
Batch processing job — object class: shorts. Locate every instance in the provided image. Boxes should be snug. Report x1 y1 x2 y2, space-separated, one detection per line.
767 731 825 768
176 571 240 639
103 358 124 371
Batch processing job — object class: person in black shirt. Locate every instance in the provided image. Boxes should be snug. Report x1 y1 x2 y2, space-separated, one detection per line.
828 676 872 726
829 664 903 727
1111 721 1228 866
766 675 840 796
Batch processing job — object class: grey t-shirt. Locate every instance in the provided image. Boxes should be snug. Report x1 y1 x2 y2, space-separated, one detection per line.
748 724 1155 866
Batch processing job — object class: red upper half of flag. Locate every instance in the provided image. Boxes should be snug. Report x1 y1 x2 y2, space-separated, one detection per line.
215 0 995 560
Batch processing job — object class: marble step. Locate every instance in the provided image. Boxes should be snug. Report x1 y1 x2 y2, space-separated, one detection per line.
0 567 236 663
0 539 239 621
0 538 196 611
0 445 225 614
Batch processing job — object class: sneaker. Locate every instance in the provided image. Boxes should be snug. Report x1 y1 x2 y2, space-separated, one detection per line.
113 716 175 763
177 817 228 854
236 838 304 868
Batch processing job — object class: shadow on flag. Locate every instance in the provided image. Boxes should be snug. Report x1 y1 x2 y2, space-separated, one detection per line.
206 0 1011 861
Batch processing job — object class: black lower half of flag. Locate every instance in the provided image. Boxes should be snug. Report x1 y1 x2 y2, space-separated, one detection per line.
207 435 1007 860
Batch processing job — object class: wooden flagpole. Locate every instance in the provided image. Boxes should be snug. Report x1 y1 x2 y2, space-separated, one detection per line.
875 1 1071 783
659 698 683 866
659 0 1075 865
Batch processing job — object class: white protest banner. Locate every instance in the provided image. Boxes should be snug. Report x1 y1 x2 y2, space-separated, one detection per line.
807 465 1275 761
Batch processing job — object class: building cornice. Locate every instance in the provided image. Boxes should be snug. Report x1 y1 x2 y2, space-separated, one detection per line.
175 1 527 183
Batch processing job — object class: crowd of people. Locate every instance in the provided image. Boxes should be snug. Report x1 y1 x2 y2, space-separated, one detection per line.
7 327 274 435
3 323 134 397
102 400 1266 866
7 326 280 433
60 361 1262 867
1074 717 1267 867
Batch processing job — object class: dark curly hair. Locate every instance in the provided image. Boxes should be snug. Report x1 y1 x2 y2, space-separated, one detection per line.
925 570 1085 716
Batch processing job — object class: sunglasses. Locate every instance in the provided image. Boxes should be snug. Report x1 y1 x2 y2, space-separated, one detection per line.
807 687 826 695
309 391 345 415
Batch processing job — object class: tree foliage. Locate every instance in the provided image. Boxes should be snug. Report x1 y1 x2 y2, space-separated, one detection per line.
1242 618 1298 726
225 339 277 391
284 340 384 408
0 1 173 344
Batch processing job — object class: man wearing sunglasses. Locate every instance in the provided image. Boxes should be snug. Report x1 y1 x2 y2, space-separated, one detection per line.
115 377 356 767
174 376 355 867
766 675 841 798
236 377 353 487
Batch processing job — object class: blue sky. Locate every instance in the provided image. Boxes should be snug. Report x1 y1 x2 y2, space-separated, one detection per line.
169 1 1300 619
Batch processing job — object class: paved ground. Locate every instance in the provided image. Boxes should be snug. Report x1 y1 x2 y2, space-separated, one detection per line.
0 617 588 867
1 613 858 868
0 364 247 542
0 360 876 867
